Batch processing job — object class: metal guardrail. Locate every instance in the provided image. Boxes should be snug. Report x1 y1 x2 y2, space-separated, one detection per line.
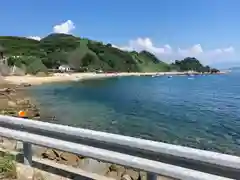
0 127 233 180
0 115 239 179
0 115 239 170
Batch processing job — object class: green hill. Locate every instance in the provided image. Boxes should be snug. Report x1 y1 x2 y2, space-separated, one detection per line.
0 36 39 56
132 51 171 72
171 57 219 73
0 33 218 74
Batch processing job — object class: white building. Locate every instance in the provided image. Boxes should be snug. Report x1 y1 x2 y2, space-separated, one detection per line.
58 65 71 72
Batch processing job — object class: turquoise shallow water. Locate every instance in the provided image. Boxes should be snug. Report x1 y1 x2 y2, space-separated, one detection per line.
29 73 240 155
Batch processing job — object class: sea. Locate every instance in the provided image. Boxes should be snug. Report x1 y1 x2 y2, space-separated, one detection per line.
28 72 240 156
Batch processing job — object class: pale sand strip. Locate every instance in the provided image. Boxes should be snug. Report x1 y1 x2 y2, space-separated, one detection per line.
3 71 225 85
3 72 178 85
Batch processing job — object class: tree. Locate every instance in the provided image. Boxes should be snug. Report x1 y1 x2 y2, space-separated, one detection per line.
26 57 48 75
81 53 94 67
68 48 87 69
210 68 220 73
43 51 68 68
171 57 218 73
106 43 112 47
0 45 5 59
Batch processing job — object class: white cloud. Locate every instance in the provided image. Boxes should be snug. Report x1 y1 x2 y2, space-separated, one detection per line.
28 20 76 41
114 37 235 65
28 36 41 41
178 44 234 57
28 20 75 40
53 20 75 34
223 46 234 53
115 38 172 54
178 44 203 56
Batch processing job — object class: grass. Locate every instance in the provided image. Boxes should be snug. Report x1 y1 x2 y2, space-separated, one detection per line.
0 152 46 180
0 152 17 179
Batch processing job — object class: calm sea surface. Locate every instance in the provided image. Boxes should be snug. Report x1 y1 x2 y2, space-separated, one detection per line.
29 73 240 155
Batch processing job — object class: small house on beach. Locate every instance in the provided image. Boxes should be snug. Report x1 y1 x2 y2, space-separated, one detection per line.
58 65 71 72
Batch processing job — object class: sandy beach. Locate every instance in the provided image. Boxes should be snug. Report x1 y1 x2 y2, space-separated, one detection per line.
3 71 195 85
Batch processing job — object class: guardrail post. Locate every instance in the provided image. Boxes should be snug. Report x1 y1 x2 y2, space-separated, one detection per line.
23 142 32 166
147 172 157 180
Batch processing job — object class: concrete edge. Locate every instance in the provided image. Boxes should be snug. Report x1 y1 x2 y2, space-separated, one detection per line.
0 148 115 180
33 157 115 180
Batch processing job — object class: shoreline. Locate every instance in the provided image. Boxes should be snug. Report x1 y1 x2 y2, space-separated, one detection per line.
0 82 160 180
0 72 234 180
3 71 227 85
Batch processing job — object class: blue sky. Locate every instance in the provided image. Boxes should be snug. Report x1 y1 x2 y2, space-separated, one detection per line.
1 0 240 68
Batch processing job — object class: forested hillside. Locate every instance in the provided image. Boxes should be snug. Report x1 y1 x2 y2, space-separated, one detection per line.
0 33 218 75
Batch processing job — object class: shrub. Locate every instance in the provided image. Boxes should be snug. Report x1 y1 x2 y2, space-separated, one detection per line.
0 153 17 179
25 57 48 75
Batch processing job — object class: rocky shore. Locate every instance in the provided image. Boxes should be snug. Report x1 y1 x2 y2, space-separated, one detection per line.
0 81 172 180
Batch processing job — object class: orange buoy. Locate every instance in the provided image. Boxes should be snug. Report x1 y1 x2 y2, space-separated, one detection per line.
18 110 26 118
